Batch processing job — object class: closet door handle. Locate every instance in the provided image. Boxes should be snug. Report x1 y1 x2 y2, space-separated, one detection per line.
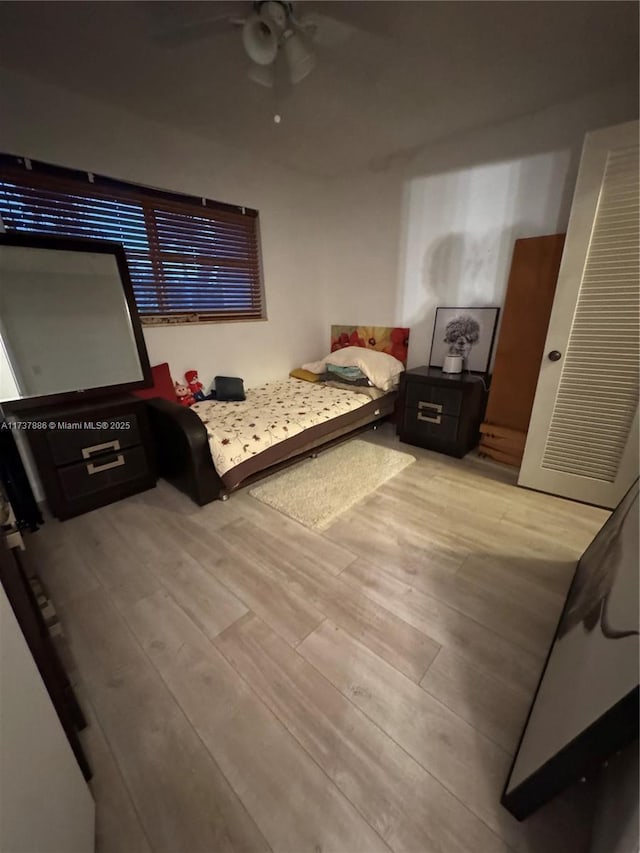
548 350 562 362
418 401 442 424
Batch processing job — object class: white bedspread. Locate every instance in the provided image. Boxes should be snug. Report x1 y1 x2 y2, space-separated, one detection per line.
191 378 374 478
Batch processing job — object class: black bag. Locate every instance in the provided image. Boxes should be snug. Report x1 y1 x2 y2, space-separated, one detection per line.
212 376 246 401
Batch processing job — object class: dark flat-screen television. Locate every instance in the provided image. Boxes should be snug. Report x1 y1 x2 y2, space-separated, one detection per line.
0 233 151 411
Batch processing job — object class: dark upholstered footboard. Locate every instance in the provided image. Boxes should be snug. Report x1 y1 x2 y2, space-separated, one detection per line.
145 398 224 505
220 391 397 491
145 391 396 507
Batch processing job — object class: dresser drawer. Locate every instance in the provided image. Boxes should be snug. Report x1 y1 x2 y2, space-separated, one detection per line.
57 445 149 501
46 414 140 466
402 408 459 443
404 382 463 418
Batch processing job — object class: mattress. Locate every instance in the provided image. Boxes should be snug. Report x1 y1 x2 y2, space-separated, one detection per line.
191 378 390 485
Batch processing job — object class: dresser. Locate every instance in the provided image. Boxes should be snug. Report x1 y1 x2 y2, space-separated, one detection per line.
23 395 156 520
397 367 487 458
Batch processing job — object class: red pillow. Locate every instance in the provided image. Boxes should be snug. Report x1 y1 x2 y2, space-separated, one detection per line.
133 362 176 403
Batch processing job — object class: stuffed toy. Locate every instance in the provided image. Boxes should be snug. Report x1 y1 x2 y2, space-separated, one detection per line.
174 381 195 407
184 369 206 402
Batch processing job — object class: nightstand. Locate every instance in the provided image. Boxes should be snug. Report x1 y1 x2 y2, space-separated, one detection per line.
397 367 487 458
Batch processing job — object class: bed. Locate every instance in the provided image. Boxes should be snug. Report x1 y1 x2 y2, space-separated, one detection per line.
145 325 409 504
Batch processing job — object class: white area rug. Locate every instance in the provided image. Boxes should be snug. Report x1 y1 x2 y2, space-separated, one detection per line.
249 439 415 531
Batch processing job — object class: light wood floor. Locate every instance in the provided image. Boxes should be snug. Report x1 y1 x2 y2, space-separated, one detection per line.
28 425 609 853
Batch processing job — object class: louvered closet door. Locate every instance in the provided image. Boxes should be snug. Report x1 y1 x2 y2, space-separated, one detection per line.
519 120 639 508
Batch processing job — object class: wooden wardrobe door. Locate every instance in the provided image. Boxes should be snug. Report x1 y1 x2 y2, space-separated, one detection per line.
480 234 565 466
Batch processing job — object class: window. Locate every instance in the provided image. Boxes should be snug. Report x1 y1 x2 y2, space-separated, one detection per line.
0 155 265 324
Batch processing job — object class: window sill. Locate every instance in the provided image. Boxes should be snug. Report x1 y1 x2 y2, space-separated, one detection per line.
141 314 267 327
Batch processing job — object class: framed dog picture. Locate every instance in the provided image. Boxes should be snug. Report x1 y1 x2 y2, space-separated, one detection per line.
429 306 500 374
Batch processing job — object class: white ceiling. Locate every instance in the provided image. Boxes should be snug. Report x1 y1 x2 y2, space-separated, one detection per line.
0 1 637 178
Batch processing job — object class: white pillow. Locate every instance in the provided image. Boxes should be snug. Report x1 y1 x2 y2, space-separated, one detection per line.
303 346 404 392
301 358 327 375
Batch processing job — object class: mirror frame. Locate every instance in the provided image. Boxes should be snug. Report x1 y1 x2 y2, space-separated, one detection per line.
0 232 152 412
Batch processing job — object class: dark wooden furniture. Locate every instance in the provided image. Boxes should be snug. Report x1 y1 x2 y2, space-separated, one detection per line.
397 367 486 457
479 234 565 466
146 391 397 505
0 430 43 530
23 395 156 520
146 398 221 506
0 540 91 780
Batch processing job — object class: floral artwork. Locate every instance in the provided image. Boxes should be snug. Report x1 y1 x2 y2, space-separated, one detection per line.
330 325 410 365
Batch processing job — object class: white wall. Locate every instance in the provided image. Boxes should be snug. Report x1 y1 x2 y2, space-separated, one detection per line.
0 585 95 852
316 168 403 328
318 80 639 368
399 150 572 367
0 324 20 399
1 68 637 385
0 67 329 389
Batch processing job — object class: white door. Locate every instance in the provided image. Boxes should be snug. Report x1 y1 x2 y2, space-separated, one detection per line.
519 120 639 509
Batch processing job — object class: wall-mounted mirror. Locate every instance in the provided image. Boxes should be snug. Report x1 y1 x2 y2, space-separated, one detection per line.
0 234 151 409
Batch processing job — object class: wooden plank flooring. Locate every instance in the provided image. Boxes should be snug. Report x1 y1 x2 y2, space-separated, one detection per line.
28 425 607 853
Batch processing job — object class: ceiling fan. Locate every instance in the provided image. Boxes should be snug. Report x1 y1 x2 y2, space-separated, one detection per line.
154 1 321 95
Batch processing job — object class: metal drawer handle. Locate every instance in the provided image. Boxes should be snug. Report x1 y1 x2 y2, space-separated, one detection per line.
418 401 442 424
82 440 121 459
86 455 125 475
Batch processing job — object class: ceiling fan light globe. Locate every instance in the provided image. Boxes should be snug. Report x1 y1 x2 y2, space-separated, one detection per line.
242 13 278 65
260 1 287 31
283 32 315 83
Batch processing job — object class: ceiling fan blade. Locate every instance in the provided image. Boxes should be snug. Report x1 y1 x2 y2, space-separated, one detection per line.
151 2 246 49
246 60 274 87
307 1 389 40
273 45 293 102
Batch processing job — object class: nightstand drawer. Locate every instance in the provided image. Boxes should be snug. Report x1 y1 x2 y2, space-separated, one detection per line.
398 366 487 457
404 382 463 417
402 408 459 443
